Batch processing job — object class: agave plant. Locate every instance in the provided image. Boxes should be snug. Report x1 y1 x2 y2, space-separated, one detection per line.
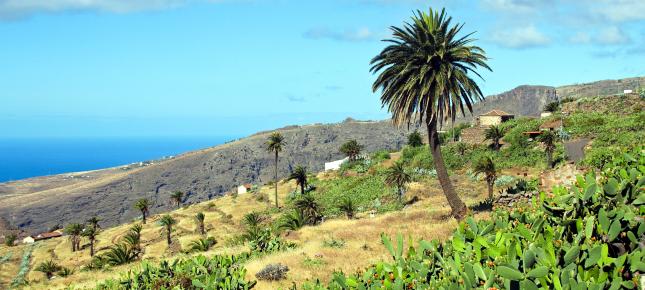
189 237 217 253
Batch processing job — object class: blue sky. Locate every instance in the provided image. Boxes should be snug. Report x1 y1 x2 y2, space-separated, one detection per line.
1 0 644 137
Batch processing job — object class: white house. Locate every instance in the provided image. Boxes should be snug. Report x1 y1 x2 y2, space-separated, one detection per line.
540 112 553 118
624 89 633 94
22 236 35 244
324 157 349 171
237 184 252 195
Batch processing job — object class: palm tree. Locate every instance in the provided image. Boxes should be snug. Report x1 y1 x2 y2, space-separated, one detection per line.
189 237 217 252
384 161 412 203
472 155 498 201
407 130 424 147
86 216 101 230
242 212 264 229
158 215 176 245
123 224 142 253
103 243 138 266
35 260 61 279
266 132 285 208
81 225 100 256
170 191 184 208
339 139 364 162
288 166 308 195
64 223 84 252
455 142 469 156
484 125 504 151
294 194 321 225
195 212 205 235
4 233 16 247
134 198 151 224
278 210 306 231
370 8 490 219
539 130 558 168
338 197 356 219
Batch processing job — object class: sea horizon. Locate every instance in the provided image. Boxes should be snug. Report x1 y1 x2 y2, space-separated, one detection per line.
0 136 237 183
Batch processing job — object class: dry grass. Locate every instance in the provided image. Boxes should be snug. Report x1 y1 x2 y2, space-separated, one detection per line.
0 169 491 289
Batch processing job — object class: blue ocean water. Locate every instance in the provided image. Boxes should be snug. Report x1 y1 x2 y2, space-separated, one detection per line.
0 136 236 183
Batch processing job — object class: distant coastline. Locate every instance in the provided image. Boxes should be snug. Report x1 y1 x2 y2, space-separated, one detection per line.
0 136 236 183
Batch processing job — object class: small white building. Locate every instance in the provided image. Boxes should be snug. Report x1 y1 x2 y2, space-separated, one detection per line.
624 89 633 94
324 157 349 171
237 184 252 195
540 112 553 118
22 236 35 244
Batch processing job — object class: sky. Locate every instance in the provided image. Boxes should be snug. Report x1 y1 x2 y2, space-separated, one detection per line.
1 0 644 138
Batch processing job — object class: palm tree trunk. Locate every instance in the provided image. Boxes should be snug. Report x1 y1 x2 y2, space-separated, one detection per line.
200 222 205 235
274 151 279 207
487 182 494 201
300 183 305 195
546 150 553 168
427 119 466 219
166 227 172 245
90 239 95 256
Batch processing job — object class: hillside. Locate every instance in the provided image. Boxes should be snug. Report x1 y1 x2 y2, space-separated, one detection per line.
0 76 642 234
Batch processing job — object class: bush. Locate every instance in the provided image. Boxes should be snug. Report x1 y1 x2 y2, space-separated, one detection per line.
303 148 645 289
255 263 289 281
371 150 391 163
4 234 16 246
322 237 346 248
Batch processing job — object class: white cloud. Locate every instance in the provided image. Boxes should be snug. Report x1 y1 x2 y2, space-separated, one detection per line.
303 27 379 42
481 0 550 14
595 26 631 45
590 0 645 22
569 31 591 44
0 0 188 19
489 25 551 49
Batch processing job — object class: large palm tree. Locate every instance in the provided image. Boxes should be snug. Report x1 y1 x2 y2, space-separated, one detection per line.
158 215 176 245
134 198 151 224
370 8 490 219
81 225 100 257
64 223 84 252
484 125 504 150
289 166 308 195
266 132 285 208
539 130 558 168
170 191 184 208
472 155 498 201
86 216 101 230
384 161 412 203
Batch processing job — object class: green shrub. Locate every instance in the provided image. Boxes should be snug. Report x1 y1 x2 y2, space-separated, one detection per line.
303 148 645 289
371 150 391 164
322 237 346 249
4 234 16 246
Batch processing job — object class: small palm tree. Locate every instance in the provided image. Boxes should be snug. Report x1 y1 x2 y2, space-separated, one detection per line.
484 125 505 151
81 225 100 256
195 212 205 235
4 233 16 246
123 224 142 253
294 194 321 225
455 142 469 156
338 197 356 219
243 212 264 229
103 243 138 266
539 130 558 168
86 217 101 230
370 8 490 219
189 237 217 252
385 161 412 203
64 223 84 252
407 130 423 147
278 210 306 231
288 166 308 195
266 132 285 208
158 215 176 245
134 198 151 224
170 191 184 208
35 260 62 279
472 155 498 201
339 139 364 162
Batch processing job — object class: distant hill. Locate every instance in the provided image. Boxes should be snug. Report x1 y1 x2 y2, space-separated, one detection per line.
0 76 642 233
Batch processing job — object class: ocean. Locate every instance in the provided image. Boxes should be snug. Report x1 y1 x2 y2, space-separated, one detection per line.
0 136 236 183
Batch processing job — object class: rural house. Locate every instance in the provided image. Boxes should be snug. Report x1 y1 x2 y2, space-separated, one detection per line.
476 110 515 126
324 157 349 171
22 230 63 244
461 109 515 144
237 184 252 195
